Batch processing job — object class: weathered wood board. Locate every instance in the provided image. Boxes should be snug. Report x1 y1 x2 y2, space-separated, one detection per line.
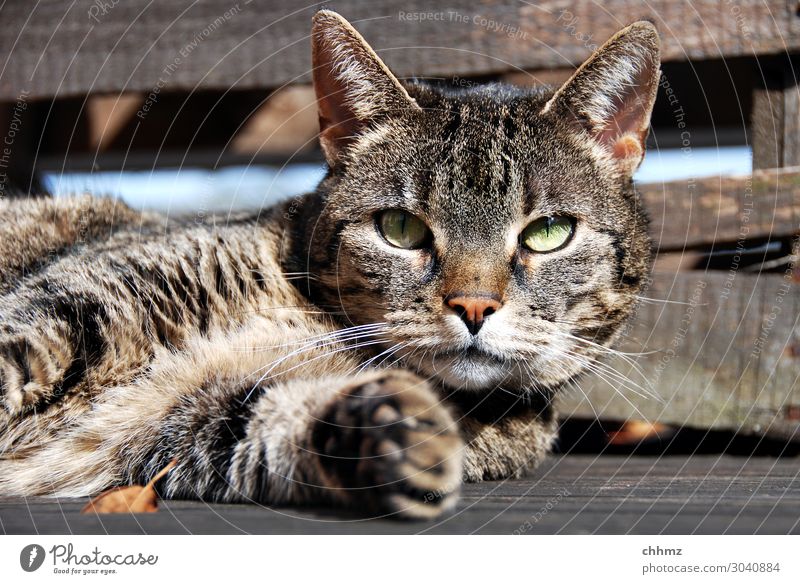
3 455 799 534
639 168 800 251
752 56 800 170
560 270 800 440
562 167 800 438
1 0 799 100
1 0 798 440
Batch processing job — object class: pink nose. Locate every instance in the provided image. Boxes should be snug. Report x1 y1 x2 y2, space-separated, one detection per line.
445 293 503 335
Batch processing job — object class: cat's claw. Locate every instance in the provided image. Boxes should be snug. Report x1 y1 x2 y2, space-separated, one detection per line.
313 370 463 520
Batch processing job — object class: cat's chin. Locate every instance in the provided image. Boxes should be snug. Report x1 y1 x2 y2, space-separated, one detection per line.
411 350 514 391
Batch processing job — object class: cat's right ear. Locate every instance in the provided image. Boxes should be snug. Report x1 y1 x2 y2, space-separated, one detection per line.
542 22 661 176
311 10 420 166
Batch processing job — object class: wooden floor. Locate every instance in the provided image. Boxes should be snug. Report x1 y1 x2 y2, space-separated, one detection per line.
2 455 798 534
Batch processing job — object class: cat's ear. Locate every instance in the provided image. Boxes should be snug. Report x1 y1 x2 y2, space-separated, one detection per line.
542 22 661 176
311 10 420 166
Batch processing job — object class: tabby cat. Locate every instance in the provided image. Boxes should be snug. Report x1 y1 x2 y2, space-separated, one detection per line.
0 11 659 519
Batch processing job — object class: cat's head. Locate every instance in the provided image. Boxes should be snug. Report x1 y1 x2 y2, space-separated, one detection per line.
300 10 660 395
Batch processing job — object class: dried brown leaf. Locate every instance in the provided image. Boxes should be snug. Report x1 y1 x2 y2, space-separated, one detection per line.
607 421 672 445
81 459 177 514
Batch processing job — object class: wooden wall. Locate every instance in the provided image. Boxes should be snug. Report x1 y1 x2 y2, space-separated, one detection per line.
0 0 798 439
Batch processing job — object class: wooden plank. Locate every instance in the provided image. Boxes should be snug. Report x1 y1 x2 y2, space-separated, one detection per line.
230 86 318 156
2 456 799 534
1 0 799 101
560 270 800 440
748 238 800 435
640 168 800 250
1 55 754 171
752 56 800 169
87 94 143 151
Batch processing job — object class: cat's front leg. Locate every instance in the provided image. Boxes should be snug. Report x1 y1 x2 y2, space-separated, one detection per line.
458 407 559 482
142 369 463 520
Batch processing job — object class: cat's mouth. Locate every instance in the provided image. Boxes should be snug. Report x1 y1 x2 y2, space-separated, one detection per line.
408 344 514 391
436 345 507 365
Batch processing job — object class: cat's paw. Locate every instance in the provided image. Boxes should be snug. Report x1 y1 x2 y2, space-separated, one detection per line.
313 370 463 520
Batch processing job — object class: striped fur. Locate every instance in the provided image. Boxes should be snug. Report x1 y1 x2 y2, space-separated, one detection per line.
0 12 660 519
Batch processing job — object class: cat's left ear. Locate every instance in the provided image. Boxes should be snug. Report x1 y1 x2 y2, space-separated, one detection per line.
311 10 420 166
542 22 661 176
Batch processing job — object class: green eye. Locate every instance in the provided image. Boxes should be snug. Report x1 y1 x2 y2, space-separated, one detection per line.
377 210 432 249
521 215 574 252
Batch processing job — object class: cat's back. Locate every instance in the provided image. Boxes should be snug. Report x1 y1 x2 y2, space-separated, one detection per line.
0 194 308 337
0 195 164 293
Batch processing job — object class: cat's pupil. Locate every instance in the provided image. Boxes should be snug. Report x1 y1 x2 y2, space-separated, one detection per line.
521 215 574 253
